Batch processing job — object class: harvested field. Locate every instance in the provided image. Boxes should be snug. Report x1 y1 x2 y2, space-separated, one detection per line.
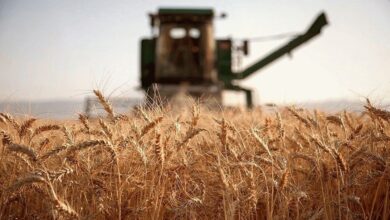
0 91 389 219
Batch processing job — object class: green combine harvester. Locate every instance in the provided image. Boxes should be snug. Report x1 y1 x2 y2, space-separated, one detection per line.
140 8 328 108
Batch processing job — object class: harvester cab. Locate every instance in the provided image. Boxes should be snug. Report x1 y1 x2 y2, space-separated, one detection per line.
141 8 220 104
140 8 328 107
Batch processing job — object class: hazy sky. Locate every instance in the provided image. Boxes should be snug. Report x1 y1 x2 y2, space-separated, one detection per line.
0 0 389 105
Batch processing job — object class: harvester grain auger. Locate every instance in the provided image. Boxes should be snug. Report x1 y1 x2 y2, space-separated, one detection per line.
140 8 328 108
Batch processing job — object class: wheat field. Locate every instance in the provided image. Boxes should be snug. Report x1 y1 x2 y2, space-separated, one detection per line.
0 90 389 219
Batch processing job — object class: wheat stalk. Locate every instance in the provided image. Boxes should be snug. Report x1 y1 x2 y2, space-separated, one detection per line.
99 119 113 139
6 174 47 193
32 124 61 137
279 169 289 190
176 128 205 150
66 140 106 154
140 116 163 139
7 143 38 162
326 115 343 127
154 132 164 166
0 113 20 130
331 148 348 172
93 90 115 120
286 106 311 128
78 114 90 132
252 129 273 158
40 145 68 161
18 118 37 138
364 99 390 122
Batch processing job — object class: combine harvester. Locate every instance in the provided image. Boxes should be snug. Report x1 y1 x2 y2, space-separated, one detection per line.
140 8 328 108
86 8 328 114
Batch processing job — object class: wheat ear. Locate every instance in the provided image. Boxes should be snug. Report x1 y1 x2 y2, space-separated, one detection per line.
93 90 114 119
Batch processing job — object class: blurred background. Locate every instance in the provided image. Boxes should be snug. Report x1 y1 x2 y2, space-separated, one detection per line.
0 0 389 117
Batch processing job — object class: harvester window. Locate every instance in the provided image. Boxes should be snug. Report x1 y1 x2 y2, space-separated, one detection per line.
156 22 215 84
170 28 186 39
157 25 202 78
189 28 200 38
